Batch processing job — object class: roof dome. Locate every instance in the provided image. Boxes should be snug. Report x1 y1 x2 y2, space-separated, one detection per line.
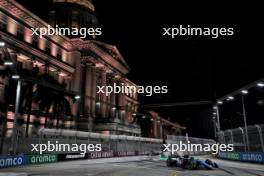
52 0 95 12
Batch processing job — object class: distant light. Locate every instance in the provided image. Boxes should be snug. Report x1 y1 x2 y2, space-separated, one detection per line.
150 118 154 121
142 116 146 119
213 106 217 110
213 112 216 115
212 116 216 119
11 75 20 79
59 72 67 77
96 102 100 105
228 96 234 100
132 113 137 116
4 61 13 66
0 42 5 47
241 90 248 94
217 101 223 105
74 95 81 100
112 107 116 110
257 83 264 87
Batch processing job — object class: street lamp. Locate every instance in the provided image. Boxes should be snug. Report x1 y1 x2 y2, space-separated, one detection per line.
217 101 223 105
228 96 234 100
11 75 20 79
74 95 81 100
4 61 14 66
213 105 221 132
0 42 5 47
11 79 22 154
241 90 248 94
257 83 264 87
241 92 250 151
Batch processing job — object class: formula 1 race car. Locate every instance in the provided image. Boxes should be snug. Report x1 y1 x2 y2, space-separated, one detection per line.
166 155 218 170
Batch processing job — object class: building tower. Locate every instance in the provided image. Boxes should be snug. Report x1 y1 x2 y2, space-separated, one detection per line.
48 0 99 39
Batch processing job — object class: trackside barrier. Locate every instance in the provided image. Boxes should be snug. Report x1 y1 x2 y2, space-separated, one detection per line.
0 155 26 168
27 154 58 164
218 152 264 164
0 154 58 169
218 124 264 153
0 150 153 169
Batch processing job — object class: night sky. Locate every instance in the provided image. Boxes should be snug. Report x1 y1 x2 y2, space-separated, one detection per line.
16 0 263 138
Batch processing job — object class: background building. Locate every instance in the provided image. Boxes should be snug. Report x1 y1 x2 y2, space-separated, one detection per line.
136 110 186 139
0 0 140 154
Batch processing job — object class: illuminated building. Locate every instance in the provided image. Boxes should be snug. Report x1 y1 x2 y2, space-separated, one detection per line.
0 0 140 151
148 111 186 139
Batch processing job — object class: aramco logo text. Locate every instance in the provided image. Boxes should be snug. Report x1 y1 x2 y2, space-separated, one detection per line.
0 155 26 168
28 154 57 164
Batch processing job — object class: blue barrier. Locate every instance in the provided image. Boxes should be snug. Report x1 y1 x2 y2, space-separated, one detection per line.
240 152 264 163
219 152 264 164
0 155 26 168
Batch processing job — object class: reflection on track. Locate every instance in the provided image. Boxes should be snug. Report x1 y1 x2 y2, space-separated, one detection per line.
219 166 264 176
1 159 264 176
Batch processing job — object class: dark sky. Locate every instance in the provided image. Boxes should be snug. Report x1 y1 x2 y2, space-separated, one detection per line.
16 0 263 137
92 1 262 103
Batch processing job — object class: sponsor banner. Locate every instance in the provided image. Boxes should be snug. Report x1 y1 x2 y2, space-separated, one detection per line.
218 152 240 161
0 155 26 168
27 154 58 164
88 151 114 159
115 151 136 157
219 152 264 163
58 153 88 161
240 152 264 163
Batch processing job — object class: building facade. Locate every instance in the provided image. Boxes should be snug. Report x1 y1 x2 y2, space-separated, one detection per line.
0 0 140 151
143 111 186 139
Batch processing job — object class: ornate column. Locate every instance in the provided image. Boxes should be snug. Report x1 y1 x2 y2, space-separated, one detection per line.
110 78 116 118
84 65 93 116
117 79 126 121
70 51 81 118
84 64 95 131
91 66 97 118
100 71 107 118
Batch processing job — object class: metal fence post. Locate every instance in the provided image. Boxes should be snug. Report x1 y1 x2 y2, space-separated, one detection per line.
241 95 249 151
216 106 221 132
228 130 234 144
239 127 246 152
255 125 264 152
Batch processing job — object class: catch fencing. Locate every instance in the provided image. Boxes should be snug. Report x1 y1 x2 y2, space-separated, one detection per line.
1 128 163 155
217 124 264 152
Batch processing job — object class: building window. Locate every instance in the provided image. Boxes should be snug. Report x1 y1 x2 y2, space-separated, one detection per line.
49 11 56 26
71 11 79 28
57 50 62 61
32 38 38 48
46 44 51 55
17 30 24 40
0 21 7 31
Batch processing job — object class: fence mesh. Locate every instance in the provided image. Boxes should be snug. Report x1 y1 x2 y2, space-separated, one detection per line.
217 124 264 152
